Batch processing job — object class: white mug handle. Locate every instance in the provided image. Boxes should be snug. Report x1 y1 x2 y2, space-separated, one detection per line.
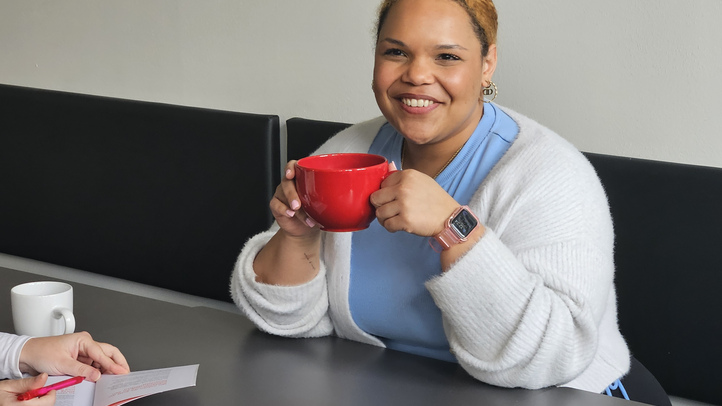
53 307 76 334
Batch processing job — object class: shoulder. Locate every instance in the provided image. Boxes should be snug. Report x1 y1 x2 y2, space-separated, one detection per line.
494 105 600 187
479 106 611 231
314 116 388 155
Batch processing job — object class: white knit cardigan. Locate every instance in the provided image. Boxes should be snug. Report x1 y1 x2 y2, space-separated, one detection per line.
230 106 630 393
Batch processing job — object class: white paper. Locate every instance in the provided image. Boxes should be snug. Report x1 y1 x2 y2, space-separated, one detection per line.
46 364 198 406
51 380 94 406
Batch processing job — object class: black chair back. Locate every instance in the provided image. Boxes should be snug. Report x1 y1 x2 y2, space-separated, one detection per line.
286 117 351 161
585 153 722 405
0 84 280 302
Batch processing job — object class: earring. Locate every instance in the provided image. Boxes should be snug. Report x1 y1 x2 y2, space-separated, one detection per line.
482 81 498 103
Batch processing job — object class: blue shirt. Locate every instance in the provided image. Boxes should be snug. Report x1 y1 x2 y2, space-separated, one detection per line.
348 104 519 362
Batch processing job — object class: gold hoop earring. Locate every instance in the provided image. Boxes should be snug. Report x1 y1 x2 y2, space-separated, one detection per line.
482 81 498 103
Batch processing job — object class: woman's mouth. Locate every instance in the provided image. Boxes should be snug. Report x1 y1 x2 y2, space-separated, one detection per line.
397 97 439 114
401 98 434 108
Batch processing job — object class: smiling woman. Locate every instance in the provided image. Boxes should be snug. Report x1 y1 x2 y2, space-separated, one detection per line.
372 0 491 179
230 1 670 405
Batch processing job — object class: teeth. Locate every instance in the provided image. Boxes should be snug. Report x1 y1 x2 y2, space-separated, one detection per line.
402 98 433 108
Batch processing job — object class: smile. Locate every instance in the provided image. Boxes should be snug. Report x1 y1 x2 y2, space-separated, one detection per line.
401 98 434 108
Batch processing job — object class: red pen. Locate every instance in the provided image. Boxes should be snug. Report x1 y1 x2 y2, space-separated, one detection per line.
17 376 84 401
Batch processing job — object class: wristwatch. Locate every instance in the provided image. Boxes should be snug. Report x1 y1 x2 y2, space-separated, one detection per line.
431 205 480 251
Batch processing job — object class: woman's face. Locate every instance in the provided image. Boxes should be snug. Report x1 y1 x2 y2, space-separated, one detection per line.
373 0 496 146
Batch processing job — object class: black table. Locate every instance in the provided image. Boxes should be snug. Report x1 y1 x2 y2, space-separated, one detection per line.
1 266 647 405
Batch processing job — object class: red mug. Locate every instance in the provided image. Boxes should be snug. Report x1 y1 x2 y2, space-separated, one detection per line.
295 153 391 232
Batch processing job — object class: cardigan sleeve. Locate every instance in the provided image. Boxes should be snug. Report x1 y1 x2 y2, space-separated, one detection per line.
229 228 334 337
426 124 617 390
0 332 31 379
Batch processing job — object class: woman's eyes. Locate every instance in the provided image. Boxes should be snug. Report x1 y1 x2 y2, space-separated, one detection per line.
383 48 406 57
381 49 461 63
437 53 461 61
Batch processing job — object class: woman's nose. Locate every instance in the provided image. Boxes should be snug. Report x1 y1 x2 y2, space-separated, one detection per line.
401 57 434 86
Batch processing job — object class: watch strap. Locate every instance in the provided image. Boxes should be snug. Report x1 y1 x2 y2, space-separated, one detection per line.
434 224 460 251
430 205 478 252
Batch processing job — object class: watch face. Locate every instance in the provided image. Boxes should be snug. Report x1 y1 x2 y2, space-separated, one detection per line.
451 209 478 238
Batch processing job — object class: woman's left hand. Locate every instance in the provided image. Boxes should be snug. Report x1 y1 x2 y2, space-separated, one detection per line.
370 169 460 236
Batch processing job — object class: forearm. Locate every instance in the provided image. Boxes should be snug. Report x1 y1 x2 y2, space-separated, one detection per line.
231 230 333 337
253 228 321 286
429 230 607 388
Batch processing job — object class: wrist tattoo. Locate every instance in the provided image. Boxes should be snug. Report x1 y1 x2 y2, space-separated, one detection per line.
304 253 316 271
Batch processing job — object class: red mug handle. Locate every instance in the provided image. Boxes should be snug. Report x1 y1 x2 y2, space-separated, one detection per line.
382 161 399 180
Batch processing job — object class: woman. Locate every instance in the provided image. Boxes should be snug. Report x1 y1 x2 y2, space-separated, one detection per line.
0 331 129 405
231 0 669 404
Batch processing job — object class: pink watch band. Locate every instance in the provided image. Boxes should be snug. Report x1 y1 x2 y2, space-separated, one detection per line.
430 205 479 252
434 225 461 250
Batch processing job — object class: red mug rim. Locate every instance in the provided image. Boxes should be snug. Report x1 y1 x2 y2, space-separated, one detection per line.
296 153 387 172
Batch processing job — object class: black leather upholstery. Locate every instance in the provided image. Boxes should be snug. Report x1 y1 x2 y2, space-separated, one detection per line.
0 84 280 302
585 153 722 405
285 117 722 405
286 117 351 161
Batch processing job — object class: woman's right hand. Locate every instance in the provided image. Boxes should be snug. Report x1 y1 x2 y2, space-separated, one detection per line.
0 374 55 406
270 160 320 238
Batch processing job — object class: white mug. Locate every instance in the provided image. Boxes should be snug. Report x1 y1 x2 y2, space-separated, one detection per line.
11 281 75 337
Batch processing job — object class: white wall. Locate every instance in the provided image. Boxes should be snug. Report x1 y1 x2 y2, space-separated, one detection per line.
1 0 720 168
494 0 722 167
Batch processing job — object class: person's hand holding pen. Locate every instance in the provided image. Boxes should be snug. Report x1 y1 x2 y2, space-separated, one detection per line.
0 374 55 406
19 332 130 382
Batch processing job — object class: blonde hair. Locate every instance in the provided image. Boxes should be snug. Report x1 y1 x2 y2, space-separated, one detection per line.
375 0 498 57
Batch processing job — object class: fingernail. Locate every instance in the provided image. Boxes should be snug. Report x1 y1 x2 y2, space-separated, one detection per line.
286 209 296 218
305 217 316 228
291 200 301 210
285 169 292 178
389 161 398 171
